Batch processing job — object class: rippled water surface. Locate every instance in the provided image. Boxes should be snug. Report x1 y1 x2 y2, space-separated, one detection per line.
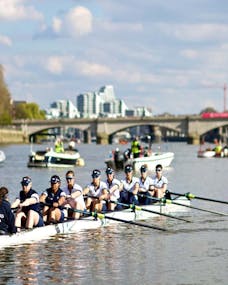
0 142 227 285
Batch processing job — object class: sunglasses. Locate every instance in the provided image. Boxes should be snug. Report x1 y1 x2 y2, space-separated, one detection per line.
156 169 162 172
66 177 74 180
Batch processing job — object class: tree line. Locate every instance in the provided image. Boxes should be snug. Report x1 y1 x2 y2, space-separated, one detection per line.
0 65 45 125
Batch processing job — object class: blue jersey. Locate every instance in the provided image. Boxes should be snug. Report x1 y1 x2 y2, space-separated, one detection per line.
19 189 40 214
0 200 16 234
42 188 66 207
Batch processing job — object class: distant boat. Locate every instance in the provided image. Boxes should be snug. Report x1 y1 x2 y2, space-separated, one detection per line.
0 150 6 163
197 149 216 158
105 149 174 172
27 148 85 168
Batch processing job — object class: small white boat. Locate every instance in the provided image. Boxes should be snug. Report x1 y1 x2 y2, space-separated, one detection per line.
0 150 6 163
0 197 190 249
105 151 174 172
27 148 85 168
197 150 216 158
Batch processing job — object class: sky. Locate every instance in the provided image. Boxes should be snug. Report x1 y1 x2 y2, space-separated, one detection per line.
1 0 228 115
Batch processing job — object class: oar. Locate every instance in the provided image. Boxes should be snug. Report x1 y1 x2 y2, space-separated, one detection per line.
139 194 228 216
168 191 228 205
111 199 191 223
68 208 168 232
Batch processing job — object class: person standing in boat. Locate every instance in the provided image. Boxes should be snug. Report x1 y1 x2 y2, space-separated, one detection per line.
0 187 17 235
55 138 64 153
40 175 66 224
11 177 44 231
62 170 85 219
105 167 122 211
138 165 154 205
119 164 139 205
131 136 141 158
83 169 108 212
150 164 168 198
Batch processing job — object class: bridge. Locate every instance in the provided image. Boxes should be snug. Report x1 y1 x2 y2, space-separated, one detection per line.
13 115 228 144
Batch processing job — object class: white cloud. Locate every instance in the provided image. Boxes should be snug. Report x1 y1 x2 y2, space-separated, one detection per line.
64 6 93 36
52 17 62 34
167 23 228 42
46 57 63 74
181 49 199 59
0 35 12 46
78 61 111 76
0 0 43 21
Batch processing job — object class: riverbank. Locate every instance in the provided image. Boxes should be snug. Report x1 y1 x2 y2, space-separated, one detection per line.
0 128 26 144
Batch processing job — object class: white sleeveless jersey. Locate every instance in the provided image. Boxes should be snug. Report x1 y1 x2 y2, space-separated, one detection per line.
151 176 168 188
139 176 153 192
86 181 107 197
62 183 85 207
121 176 139 193
105 178 121 199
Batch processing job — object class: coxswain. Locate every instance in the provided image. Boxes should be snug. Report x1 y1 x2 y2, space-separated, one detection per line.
0 187 16 235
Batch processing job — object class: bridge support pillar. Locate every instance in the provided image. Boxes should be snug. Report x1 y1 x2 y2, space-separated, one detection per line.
83 129 91 144
187 133 200 145
153 126 162 143
97 132 109 144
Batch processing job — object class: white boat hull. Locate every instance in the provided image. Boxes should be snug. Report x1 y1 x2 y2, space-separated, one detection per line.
197 150 216 158
105 152 174 172
0 150 6 163
27 149 84 168
0 197 190 249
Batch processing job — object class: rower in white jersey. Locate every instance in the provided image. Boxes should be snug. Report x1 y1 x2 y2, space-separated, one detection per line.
105 167 121 211
138 164 154 205
119 164 139 205
62 170 85 219
151 164 168 198
83 169 108 212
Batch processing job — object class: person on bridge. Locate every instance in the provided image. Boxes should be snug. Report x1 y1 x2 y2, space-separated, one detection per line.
131 136 141 158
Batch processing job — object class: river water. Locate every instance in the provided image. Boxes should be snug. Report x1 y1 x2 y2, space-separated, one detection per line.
0 142 227 285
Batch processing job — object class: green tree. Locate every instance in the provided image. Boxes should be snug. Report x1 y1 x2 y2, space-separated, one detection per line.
14 102 45 119
200 107 218 114
0 65 12 125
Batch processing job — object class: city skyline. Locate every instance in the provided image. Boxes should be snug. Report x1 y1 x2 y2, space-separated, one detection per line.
1 1 228 115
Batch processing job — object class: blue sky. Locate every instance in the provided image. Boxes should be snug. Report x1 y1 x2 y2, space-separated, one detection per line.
1 0 228 115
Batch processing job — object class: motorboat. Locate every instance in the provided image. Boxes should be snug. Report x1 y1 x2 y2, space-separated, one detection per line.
105 149 174 172
27 147 85 168
197 149 216 158
0 150 6 163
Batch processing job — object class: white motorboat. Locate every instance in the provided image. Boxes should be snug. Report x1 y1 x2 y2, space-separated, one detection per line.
105 151 174 172
0 150 6 163
27 148 85 168
0 197 190 249
197 149 216 158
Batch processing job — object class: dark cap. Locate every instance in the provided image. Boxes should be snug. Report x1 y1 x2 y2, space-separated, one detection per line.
50 175 61 184
106 167 114 175
124 164 133 173
140 165 147 172
21 177 32 186
92 169 101 178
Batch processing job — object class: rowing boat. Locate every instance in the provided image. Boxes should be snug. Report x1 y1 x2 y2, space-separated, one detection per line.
0 197 190 249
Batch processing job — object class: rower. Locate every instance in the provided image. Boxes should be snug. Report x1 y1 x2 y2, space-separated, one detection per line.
83 169 108 212
150 164 168 198
0 187 16 235
40 175 66 224
119 164 139 205
11 176 44 231
138 164 154 205
62 170 85 219
105 167 122 211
